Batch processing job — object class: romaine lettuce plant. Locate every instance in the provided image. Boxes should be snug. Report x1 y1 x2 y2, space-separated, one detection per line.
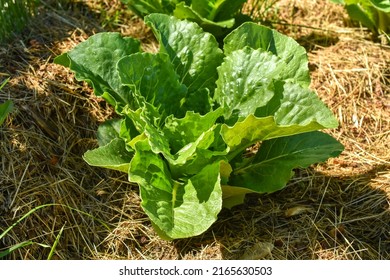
331 0 390 35
120 0 250 38
55 14 344 239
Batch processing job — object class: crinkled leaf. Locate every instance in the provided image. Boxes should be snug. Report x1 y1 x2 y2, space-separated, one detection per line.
122 105 172 158
274 82 339 128
117 52 187 117
163 108 224 153
129 139 173 192
163 110 227 176
145 13 224 96
228 131 344 193
214 47 286 121
224 23 311 87
123 106 227 173
83 138 133 173
130 139 222 239
54 33 141 110
168 126 228 177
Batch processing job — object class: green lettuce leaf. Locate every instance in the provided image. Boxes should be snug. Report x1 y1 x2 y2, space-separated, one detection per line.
274 82 339 128
190 0 246 21
97 118 122 147
163 108 224 153
221 81 339 157
223 23 311 86
121 0 248 38
119 0 179 17
54 33 141 110
330 0 390 33
117 52 187 117
173 2 235 28
83 138 133 173
371 0 390 12
228 131 344 194
214 47 286 122
129 139 222 239
145 14 224 96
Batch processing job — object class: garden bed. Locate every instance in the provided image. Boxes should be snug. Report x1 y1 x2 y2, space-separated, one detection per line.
0 0 389 259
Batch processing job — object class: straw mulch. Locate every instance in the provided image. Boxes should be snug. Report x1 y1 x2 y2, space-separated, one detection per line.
0 0 389 260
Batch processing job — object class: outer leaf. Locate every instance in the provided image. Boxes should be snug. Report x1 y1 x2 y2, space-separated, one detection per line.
222 115 338 161
144 14 224 96
130 139 222 239
214 47 286 121
228 131 344 193
220 161 249 209
222 115 319 157
209 0 247 22
221 185 253 209
120 0 178 17
83 138 133 173
346 2 378 32
97 118 122 147
54 33 141 110
274 82 339 128
129 139 172 192
117 52 187 117
192 0 228 20
221 82 339 156
333 0 390 33
173 1 236 28
224 23 311 87
370 0 390 12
